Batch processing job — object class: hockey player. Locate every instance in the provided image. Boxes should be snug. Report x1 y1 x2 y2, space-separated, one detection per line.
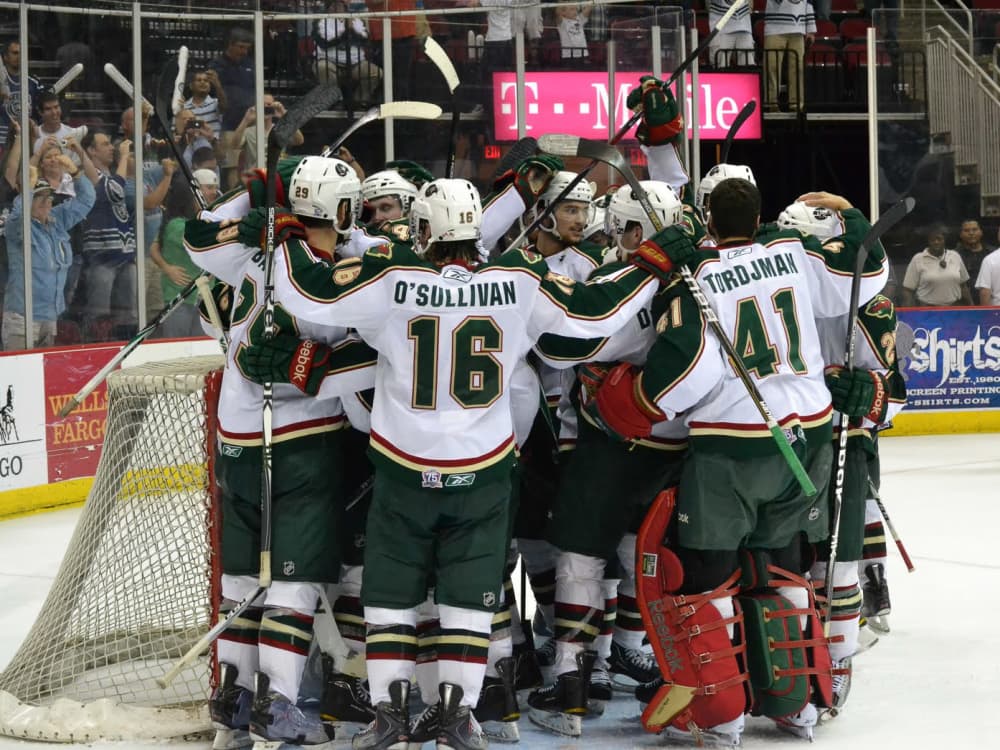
228 177 660 750
526 180 688 737
774 200 906 718
581 179 888 745
361 169 418 224
184 156 368 747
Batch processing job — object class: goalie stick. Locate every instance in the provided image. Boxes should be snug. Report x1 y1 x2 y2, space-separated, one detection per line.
538 133 817 496
720 99 756 164
158 83 343 690
321 100 442 156
50 63 83 95
422 36 461 178
867 478 915 572
824 196 917 632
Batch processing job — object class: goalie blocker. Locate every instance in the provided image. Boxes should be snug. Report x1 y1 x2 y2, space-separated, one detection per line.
635 490 839 738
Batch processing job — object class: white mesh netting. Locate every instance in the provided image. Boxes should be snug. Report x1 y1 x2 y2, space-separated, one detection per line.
0 356 225 742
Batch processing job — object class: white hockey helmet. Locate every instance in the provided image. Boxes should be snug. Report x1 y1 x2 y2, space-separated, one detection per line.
526 170 596 239
606 180 684 253
697 163 756 217
361 169 418 214
409 178 483 256
776 200 845 242
583 190 613 244
288 156 362 236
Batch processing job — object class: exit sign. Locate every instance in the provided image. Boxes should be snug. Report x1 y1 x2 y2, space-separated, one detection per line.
484 144 501 160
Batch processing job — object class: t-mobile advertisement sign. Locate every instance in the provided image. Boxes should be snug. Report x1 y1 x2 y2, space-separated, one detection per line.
492 71 761 141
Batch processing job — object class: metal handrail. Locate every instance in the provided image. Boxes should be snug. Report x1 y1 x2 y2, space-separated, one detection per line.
918 0 974 56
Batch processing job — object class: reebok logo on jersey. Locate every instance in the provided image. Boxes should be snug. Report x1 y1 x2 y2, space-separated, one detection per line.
442 266 473 283
220 444 243 458
726 247 752 259
444 473 476 487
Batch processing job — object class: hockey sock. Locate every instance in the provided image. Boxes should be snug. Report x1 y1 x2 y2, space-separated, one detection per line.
219 574 264 691
437 604 492 708
553 551 605 676
613 534 646 650
333 565 366 656
597 577 619 663
365 606 418 705
487 602 514 679
415 616 441 702
258 607 315 703
811 562 861 661
861 498 889 570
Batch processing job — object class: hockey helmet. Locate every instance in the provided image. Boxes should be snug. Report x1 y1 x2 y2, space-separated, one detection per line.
409 178 483 256
697 163 756 217
776 200 845 242
288 156 362 237
362 169 419 215
606 180 684 255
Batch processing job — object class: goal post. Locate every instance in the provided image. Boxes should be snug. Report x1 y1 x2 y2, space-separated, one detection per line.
0 356 225 742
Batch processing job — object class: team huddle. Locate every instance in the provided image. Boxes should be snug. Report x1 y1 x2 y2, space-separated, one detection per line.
181 76 906 750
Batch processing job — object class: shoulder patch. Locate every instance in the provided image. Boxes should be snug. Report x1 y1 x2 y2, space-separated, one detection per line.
822 239 845 255
864 294 894 319
519 247 543 263
333 258 363 286
216 223 240 243
545 271 576 295
366 243 393 260
880 331 897 365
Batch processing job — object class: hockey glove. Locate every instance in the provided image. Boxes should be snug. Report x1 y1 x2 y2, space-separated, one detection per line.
627 76 683 146
583 362 666 442
245 156 304 208
237 333 333 396
630 225 697 283
824 365 890 423
577 362 612 406
386 159 435 187
197 279 234 334
494 154 564 207
237 207 307 250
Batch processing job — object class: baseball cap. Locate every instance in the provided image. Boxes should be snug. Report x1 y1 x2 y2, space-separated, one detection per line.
32 178 55 196
193 168 219 187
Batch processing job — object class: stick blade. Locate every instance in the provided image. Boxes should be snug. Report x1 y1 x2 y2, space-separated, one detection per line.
540 134 628 173
272 83 343 148
377 101 443 120
492 136 538 179
422 36 460 92
538 133 582 158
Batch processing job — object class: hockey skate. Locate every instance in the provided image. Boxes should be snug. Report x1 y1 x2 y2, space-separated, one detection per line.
210 663 253 749
511 639 543 691
249 673 336 746
352 679 410 750
586 661 612 717
634 677 663 708
319 670 375 727
855 617 880 653
819 658 852 722
474 656 520 742
407 700 439 749
774 702 818 741
660 714 745 748
526 650 594 737
862 563 891 634
608 640 660 690
438 682 489 750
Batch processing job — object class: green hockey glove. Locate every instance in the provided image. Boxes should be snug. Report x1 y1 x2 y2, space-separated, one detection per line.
237 207 307 250
236 333 333 396
246 156 305 208
494 154 564 207
824 365 890 423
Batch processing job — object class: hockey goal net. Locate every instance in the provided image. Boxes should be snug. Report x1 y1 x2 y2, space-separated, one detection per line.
0 355 225 743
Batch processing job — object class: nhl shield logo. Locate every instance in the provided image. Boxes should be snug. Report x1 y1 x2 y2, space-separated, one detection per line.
421 470 443 489
808 506 820 522
483 591 497 607
282 560 296 576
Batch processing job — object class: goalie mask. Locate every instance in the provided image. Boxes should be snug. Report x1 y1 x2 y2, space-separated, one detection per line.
409 178 483 256
776 200 845 242
362 169 418 219
523 170 596 241
697 163 756 219
606 180 683 257
289 156 362 237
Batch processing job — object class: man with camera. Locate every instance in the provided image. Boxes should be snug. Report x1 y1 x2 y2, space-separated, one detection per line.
33 91 87 167
232 93 304 173
173 108 217 169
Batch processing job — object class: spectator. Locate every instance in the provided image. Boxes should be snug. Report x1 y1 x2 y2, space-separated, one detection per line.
77 132 138 342
149 176 204 338
193 167 220 205
901 224 973 306
209 27 254 188
0 41 41 154
32 92 87 166
2 174 95 350
367 1 420 101
708 0 755 67
975 242 1000 306
191 146 221 186
314 1 382 109
955 219 993 301
763 0 816 112
183 68 226 141
173 109 218 168
232 94 304 172
556 3 591 62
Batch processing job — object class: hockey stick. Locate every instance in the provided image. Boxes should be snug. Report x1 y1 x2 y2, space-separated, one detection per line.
171 45 188 116
103 62 154 114
720 99 756 164
321 100 442 156
51 63 83 95
867 478 915 572
539 134 817 496
823 196 916 633
610 0 748 144
422 36 461 178
492 135 538 180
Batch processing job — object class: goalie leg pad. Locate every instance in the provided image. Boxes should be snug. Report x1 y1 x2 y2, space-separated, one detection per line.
738 551 836 720
635 490 750 734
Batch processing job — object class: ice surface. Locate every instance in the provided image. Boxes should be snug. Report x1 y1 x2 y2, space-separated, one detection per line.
0 433 996 748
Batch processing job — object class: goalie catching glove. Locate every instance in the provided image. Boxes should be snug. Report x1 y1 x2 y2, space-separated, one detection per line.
626 75 683 146
236 332 332 396
492 154 564 207
630 225 698 282
824 365 890 423
581 362 666 442
237 207 307 250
